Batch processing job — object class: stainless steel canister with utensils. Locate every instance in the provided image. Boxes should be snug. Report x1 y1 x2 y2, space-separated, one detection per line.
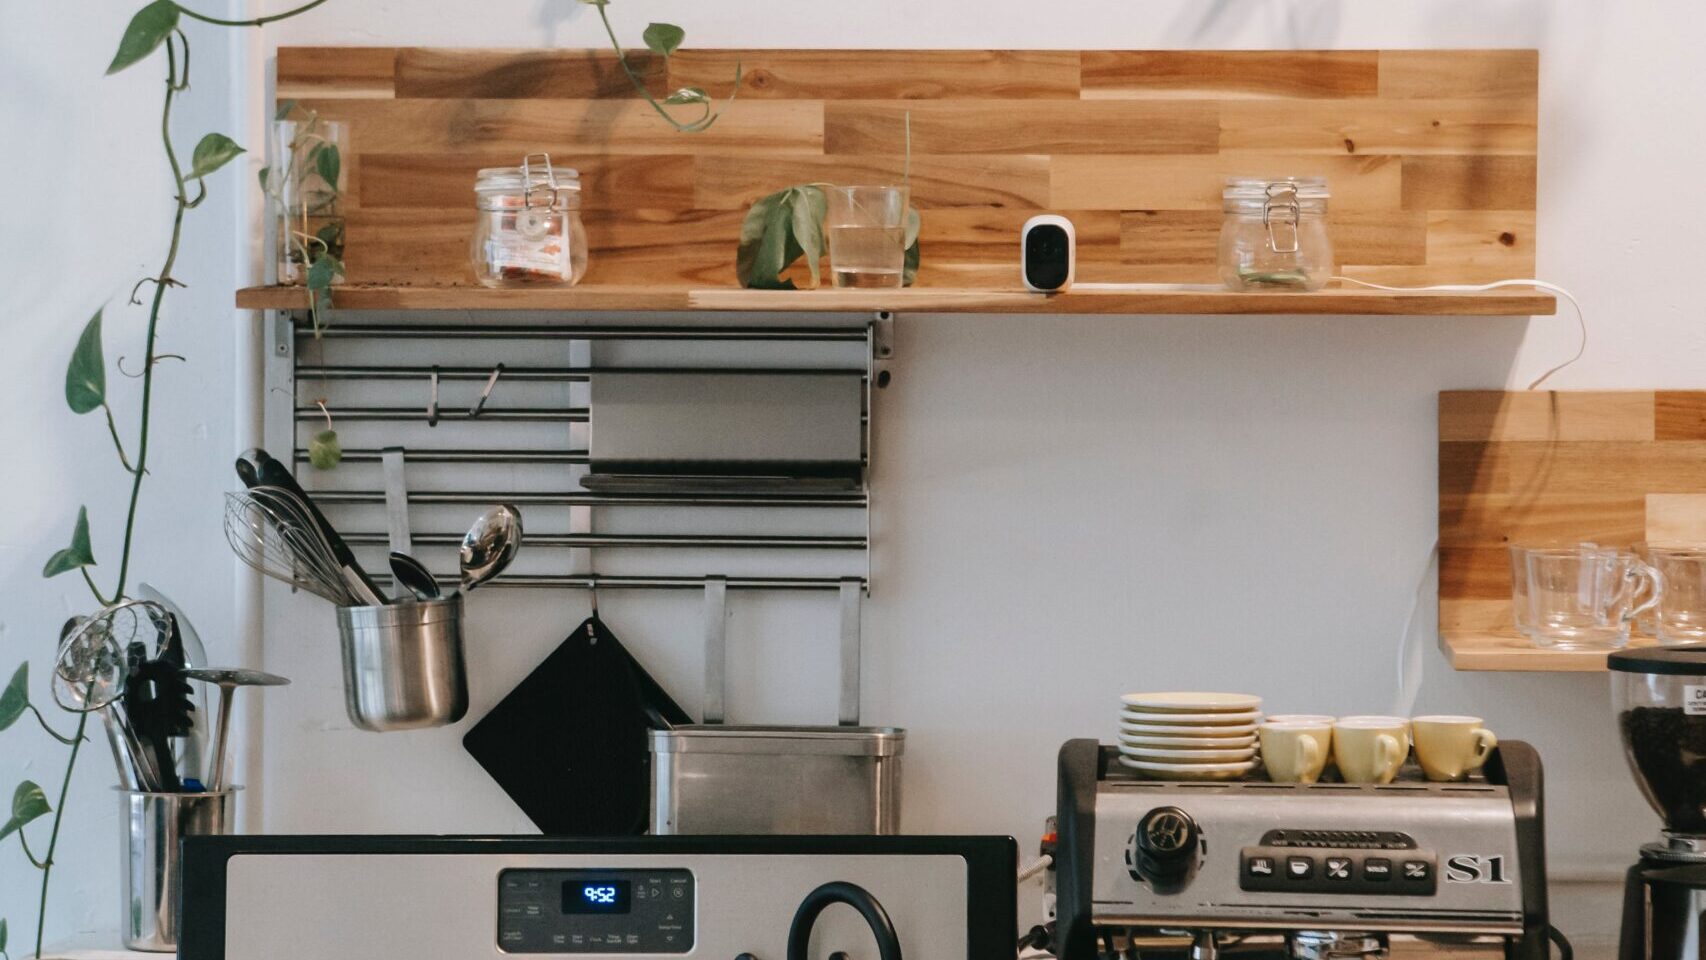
336 595 468 731
122 788 237 952
649 725 904 835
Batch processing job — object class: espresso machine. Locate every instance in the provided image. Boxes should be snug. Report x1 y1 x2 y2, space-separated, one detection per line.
1052 738 1552 960
1613 646 1706 960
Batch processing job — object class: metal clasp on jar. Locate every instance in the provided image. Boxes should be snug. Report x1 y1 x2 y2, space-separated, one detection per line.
517 153 562 240
1262 181 1302 255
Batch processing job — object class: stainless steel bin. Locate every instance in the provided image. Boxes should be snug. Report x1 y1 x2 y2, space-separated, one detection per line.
650 725 904 835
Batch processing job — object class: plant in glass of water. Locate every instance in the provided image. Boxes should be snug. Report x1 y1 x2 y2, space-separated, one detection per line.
260 101 344 335
736 116 920 290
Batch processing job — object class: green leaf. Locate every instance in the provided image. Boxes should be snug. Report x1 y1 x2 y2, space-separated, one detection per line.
189 133 245 180
65 310 106 415
791 185 827 288
308 430 343 470
315 142 341 190
306 256 335 291
2 916 8 952
736 190 785 289
903 208 921 287
258 166 270 191
106 0 180 75
42 507 96 579
643 22 685 58
274 99 299 122
663 87 709 105
0 782 49 844
0 665 26 734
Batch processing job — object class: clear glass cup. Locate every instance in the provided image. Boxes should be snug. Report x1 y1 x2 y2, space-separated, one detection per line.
1510 542 1601 638
1525 546 1664 650
1650 545 1706 642
824 185 909 289
270 118 349 285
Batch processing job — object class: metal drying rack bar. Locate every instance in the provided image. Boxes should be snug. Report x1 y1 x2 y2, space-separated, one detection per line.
299 323 869 342
278 314 878 593
342 532 865 550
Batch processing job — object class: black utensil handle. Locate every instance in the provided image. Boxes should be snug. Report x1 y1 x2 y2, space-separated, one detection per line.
234 456 260 489
252 448 382 597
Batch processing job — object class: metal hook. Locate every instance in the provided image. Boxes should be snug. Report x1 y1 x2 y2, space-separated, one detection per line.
588 575 599 618
426 365 440 427
470 363 504 418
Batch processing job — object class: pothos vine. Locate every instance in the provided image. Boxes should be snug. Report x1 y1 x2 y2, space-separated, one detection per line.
2 3 728 956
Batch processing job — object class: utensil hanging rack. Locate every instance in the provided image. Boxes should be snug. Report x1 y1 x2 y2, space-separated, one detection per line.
268 311 880 594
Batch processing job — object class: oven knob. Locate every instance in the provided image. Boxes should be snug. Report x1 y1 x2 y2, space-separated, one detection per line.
1132 806 1199 884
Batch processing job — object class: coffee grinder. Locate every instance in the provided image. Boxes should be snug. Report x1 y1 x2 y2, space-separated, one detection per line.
1612 646 1706 960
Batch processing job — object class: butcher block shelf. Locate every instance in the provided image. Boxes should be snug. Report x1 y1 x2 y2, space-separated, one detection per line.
236 284 1553 315
1439 391 1706 672
268 46 1542 297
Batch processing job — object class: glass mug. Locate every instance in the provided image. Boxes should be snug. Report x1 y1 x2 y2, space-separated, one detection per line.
1649 545 1706 642
1524 547 1663 650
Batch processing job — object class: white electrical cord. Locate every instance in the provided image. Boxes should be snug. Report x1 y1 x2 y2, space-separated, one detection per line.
1018 853 1053 883
1070 277 1588 392
1329 277 1587 390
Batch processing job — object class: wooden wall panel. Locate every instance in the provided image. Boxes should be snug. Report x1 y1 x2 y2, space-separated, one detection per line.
1439 392 1706 669
276 47 1539 288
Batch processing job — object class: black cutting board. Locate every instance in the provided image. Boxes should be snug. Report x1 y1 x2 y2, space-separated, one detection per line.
463 615 689 835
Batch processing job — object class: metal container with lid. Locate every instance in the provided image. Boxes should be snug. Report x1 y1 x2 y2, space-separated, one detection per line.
650 725 905 835
1218 176 1334 291
471 153 588 287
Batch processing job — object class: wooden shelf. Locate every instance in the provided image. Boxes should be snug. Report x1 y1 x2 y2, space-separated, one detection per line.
236 284 1556 316
1442 630 1657 672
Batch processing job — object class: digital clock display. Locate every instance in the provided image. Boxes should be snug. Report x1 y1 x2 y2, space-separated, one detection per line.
561 879 632 914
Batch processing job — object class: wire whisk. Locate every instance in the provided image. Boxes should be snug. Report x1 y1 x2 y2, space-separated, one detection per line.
224 489 361 605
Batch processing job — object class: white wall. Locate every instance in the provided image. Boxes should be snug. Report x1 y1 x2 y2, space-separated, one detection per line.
0 0 250 948
2 0 1694 953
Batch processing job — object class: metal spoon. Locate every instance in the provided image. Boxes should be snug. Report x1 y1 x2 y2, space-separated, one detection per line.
183 667 290 792
458 504 523 593
389 551 441 601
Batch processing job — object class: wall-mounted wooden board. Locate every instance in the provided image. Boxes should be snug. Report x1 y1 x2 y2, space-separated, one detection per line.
1439 391 1706 671
277 47 1539 290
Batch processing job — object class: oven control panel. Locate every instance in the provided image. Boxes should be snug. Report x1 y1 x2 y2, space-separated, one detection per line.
498 868 695 953
1238 829 1436 896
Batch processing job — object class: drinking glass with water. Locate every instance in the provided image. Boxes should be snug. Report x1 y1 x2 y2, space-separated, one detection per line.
825 186 910 288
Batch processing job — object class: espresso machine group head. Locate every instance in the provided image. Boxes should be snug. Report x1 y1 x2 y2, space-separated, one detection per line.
1052 738 1551 960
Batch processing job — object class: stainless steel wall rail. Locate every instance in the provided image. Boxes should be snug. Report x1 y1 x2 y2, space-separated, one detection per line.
280 313 877 593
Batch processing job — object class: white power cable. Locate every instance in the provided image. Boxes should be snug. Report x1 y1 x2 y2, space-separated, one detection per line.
1018 853 1054 883
1329 277 1587 390
1069 277 1588 392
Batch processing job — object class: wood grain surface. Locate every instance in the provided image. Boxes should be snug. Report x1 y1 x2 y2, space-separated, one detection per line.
274 47 1539 289
1438 391 1706 671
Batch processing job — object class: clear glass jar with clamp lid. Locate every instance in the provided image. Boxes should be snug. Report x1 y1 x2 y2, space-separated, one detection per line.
1218 177 1334 291
471 154 589 288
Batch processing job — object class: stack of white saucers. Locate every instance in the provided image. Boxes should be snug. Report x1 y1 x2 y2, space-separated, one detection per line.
1117 692 1263 781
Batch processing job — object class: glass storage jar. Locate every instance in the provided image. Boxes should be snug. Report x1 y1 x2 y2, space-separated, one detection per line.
1218 177 1333 291
471 155 588 288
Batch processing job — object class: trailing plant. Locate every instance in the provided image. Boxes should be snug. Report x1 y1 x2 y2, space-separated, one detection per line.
4 2 330 956
577 0 741 133
736 114 920 289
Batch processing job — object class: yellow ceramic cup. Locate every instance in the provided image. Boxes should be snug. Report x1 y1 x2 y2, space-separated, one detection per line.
1333 716 1411 784
1411 715 1497 782
1259 721 1332 784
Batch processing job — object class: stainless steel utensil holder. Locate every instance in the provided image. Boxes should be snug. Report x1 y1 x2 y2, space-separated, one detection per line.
336 595 467 731
122 788 236 952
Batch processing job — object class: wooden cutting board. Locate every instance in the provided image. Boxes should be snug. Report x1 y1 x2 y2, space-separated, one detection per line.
276 47 1538 288
1439 391 1706 670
